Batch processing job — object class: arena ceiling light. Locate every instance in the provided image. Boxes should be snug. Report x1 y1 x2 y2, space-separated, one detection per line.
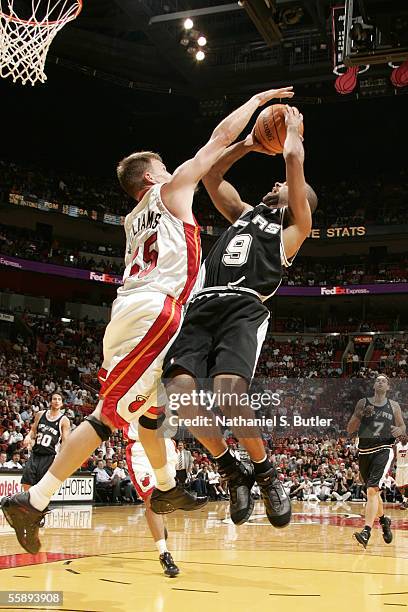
196 50 205 61
197 36 207 47
183 18 193 29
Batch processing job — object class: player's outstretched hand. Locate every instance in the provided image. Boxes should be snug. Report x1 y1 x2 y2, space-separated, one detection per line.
244 130 276 155
253 86 294 107
284 105 303 132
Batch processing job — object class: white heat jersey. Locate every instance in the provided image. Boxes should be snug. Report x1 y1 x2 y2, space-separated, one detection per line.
396 442 408 468
118 183 201 302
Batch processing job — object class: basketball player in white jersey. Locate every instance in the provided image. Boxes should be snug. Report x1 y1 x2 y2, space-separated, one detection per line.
2 84 295 554
395 435 408 509
124 423 179 576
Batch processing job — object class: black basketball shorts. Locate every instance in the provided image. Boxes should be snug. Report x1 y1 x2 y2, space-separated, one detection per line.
21 453 56 486
358 447 394 489
163 291 270 383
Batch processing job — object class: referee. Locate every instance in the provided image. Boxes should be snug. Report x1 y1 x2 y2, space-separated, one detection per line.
347 374 406 548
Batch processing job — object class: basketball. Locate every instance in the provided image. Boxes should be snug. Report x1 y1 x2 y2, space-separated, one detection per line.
254 103 304 154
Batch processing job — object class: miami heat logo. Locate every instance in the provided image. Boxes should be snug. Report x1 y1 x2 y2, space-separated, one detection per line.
128 395 148 413
141 474 151 488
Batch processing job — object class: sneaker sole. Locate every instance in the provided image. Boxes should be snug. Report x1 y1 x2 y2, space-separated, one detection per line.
163 568 180 577
1 498 41 554
1 498 14 529
231 495 255 526
267 506 292 529
152 498 208 514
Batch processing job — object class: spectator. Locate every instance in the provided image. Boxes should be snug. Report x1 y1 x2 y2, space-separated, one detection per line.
4 451 22 469
175 441 193 485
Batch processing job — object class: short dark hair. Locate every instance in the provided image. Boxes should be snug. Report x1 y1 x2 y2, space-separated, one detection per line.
262 182 318 214
117 151 162 199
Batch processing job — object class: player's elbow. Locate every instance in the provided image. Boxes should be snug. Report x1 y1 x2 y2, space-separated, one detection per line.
284 150 304 167
211 126 233 149
347 423 356 435
291 210 312 238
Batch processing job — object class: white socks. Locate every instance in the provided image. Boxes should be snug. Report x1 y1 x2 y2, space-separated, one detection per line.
154 465 176 492
29 473 62 511
155 539 168 555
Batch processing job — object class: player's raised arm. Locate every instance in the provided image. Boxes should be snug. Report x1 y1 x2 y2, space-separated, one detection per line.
347 399 365 435
281 106 316 260
162 87 294 223
202 139 257 224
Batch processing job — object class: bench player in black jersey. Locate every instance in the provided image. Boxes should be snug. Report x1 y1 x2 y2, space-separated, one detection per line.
156 106 317 528
347 374 406 548
21 393 71 491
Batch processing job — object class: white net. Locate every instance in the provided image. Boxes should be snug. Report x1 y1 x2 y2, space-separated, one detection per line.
0 0 82 85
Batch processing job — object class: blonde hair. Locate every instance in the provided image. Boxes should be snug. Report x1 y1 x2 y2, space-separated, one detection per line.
116 151 162 199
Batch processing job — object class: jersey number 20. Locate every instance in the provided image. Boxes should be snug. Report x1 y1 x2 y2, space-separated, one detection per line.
36 432 52 448
222 234 252 267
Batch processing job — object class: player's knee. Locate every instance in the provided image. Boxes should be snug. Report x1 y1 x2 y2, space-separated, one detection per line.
165 369 196 396
86 412 115 441
139 412 165 430
213 374 248 408
367 486 379 496
144 494 152 509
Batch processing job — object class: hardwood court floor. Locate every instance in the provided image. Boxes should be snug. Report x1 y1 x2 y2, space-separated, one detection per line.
0 501 407 612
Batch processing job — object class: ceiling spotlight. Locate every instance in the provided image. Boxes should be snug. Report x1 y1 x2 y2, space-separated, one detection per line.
196 50 205 61
180 37 190 47
184 18 193 30
197 36 207 47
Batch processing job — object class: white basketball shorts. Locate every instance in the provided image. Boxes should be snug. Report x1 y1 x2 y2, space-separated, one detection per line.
97 291 183 429
396 466 408 488
126 437 178 499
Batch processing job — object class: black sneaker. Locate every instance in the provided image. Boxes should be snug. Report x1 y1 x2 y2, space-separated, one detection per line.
379 516 393 544
354 528 371 549
256 468 291 528
218 460 255 525
159 552 180 577
1 492 48 554
150 485 208 514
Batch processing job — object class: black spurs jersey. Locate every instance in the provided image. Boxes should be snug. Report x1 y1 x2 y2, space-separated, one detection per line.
197 204 292 301
357 398 395 453
32 411 63 456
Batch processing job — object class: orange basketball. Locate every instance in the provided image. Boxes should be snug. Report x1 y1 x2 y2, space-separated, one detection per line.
254 104 303 154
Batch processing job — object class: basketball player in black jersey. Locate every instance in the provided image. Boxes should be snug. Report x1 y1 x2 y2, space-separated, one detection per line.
347 374 406 548
21 393 71 491
154 106 317 528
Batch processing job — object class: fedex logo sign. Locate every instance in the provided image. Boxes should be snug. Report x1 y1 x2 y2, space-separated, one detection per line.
89 271 122 285
321 287 346 295
320 286 370 296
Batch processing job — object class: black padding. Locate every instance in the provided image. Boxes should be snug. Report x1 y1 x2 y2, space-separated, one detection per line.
139 413 166 430
85 415 114 440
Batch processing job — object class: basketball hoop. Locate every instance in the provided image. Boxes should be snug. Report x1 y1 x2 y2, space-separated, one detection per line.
0 0 82 85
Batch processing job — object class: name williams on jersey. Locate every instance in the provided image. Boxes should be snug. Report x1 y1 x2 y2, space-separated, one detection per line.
130 211 162 239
